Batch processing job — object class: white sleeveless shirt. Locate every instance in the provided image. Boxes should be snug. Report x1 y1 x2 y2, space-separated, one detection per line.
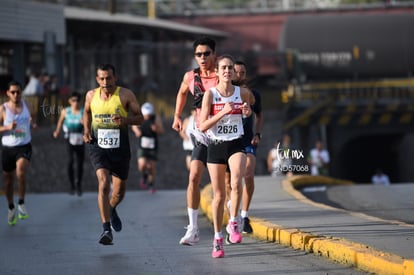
207 86 244 141
2 101 32 147
183 114 195 151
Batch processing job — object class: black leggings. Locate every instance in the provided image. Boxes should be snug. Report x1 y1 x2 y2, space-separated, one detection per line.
67 143 85 190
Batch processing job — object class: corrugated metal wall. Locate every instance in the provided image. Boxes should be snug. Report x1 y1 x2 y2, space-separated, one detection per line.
0 0 65 44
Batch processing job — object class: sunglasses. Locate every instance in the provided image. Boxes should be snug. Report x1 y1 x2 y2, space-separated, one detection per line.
9 90 21 95
70 98 79 102
194 51 211 58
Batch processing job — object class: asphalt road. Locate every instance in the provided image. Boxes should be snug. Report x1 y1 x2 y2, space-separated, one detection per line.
0 190 367 275
301 183 414 225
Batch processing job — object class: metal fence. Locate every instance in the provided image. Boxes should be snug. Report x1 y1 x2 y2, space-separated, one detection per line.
69 41 192 93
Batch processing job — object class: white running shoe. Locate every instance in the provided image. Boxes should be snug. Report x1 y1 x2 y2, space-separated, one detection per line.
8 208 17 226
179 225 200 245
17 204 29 220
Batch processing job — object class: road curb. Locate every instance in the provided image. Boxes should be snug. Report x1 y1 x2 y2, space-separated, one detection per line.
199 176 414 275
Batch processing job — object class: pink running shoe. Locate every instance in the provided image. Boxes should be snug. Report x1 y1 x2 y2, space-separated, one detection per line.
212 238 224 258
226 221 242 244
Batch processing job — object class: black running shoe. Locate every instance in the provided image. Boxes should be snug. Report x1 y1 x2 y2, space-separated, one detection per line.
99 230 113 245
242 217 253 234
110 208 122 232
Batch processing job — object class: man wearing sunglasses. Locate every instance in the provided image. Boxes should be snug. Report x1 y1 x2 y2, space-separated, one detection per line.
0 80 37 226
172 36 218 245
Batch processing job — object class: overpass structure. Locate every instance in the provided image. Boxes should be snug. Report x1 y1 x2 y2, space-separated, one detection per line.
171 5 414 183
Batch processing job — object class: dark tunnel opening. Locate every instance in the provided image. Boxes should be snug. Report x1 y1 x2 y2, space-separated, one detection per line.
334 134 403 183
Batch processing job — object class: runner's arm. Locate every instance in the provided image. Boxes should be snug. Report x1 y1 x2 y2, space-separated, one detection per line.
0 105 14 133
83 90 94 143
131 125 141 137
179 116 190 141
172 73 190 132
154 115 165 135
53 108 67 138
121 88 143 126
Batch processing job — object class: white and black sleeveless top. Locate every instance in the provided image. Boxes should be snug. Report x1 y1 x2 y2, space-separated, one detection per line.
2 101 31 147
207 86 244 142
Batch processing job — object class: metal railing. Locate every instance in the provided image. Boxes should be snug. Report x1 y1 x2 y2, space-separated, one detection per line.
283 78 414 106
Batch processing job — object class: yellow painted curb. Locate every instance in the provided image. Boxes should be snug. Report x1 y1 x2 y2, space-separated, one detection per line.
311 237 406 275
200 185 214 222
199 176 414 275
250 217 278 242
403 260 414 275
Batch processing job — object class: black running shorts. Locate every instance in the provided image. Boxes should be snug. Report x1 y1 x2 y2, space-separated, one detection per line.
191 142 207 166
2 143 32 172
207 138 244 164
87 144 131 180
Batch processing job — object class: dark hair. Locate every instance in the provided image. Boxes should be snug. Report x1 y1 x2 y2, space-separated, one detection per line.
234 60 246 67
8 80 22 90
97 63 116 76
70 92 81 100
215 54 235 69
193 37 216 53
232 60 248 86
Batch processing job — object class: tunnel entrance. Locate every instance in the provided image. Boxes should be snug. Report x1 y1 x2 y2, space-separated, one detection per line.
334 134 403 183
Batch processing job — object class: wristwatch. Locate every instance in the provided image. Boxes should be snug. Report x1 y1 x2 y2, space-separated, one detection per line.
255 133 262 139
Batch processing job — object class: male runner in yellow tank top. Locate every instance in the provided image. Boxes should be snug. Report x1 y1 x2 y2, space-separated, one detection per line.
83 64 143 245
